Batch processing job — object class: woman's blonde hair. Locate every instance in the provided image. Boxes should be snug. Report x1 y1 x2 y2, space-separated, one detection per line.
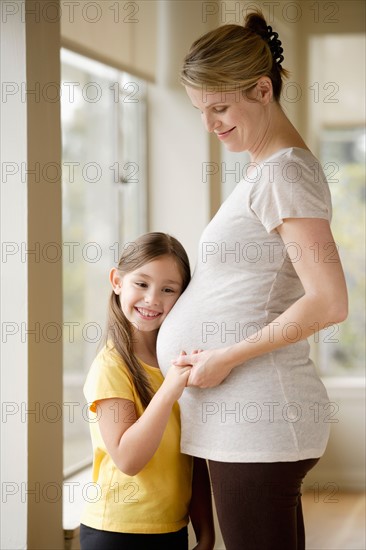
180 10 289 101
106 232 191 408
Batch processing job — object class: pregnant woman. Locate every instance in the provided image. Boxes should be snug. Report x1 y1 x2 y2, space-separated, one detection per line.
157 10 348 550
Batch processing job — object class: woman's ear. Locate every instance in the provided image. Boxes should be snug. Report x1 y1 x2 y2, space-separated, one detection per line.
110 268 123 295
256 76 273 104
242 77 273 104
257 76 273 105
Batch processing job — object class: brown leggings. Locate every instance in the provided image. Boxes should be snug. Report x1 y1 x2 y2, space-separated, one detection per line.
208 458 319 550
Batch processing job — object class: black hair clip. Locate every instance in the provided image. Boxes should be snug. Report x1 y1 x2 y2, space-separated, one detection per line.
266 25 284 67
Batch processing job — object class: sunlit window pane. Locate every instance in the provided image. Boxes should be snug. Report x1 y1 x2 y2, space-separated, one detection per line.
61 49 147 475
317 127 365 376
308 34 365 378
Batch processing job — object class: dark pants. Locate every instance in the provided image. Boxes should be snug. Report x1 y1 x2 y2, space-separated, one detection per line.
79 524 188 550
209 458 319 550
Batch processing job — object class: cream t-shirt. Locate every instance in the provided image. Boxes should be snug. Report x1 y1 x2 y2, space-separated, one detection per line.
157 147 333 462
81 345 192 533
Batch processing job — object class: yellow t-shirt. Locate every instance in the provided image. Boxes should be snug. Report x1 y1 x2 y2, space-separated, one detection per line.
81 345 193 534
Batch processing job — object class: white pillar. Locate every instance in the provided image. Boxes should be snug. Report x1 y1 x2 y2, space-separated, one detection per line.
1 1 28 545
1 1 64 548
149 1 220 262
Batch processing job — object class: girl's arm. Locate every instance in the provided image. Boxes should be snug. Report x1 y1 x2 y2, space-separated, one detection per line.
96 364 191 475
189 458 215 550
174 218 348 388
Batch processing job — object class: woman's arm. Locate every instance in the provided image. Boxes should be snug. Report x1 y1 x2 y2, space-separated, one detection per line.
96 364 191 475
189 458 215 550
174 218 348 388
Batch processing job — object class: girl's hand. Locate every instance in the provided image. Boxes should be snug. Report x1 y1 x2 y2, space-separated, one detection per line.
173 348 234 388
161 360 191 401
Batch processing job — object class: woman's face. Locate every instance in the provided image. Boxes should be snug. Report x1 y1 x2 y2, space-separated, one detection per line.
185 84 269 154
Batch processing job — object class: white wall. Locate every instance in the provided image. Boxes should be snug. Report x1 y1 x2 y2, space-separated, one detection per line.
148 0 215 264
148 85 210 262
0 4 28 547
304 380 366 492
61 0 157 80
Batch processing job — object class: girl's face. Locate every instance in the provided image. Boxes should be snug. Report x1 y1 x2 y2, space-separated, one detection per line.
112 255 183 333
185 83 269 154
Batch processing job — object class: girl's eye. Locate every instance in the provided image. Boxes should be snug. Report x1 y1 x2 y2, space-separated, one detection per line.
214 107 227 113
163 288 175 293
135 282 147 288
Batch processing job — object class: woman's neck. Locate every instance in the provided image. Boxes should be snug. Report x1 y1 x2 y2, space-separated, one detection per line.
250 103 309 164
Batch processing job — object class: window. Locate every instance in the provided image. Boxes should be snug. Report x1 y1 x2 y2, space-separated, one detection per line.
308 34 365 378
61 49 147 475
315 126 365 377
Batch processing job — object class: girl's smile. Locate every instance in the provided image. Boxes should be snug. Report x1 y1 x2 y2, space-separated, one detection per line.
134 306 162 320
111 255 184 333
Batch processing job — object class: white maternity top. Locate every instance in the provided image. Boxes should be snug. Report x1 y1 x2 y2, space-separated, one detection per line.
157 147 333 462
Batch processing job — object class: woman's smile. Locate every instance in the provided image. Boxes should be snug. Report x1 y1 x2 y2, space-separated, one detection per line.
215 126 236 139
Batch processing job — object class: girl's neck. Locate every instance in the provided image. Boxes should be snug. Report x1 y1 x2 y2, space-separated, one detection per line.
132 329 160 369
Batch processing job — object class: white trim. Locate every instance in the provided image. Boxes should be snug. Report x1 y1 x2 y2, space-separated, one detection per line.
0 2 28 547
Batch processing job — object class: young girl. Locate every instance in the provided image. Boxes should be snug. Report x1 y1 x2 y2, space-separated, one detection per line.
80 232 215 550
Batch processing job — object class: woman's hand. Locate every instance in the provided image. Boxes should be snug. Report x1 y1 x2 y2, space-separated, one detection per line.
172 348 234 388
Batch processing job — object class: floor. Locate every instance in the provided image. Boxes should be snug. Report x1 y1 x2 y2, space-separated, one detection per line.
302 491 366 550
67 489 366 549
195 491 366 550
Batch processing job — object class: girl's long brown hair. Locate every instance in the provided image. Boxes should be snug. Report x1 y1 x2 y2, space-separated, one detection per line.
106 232 190 408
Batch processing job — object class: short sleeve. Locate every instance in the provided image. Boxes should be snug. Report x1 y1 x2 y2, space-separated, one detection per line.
83 346 135 413
250 151 332 233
